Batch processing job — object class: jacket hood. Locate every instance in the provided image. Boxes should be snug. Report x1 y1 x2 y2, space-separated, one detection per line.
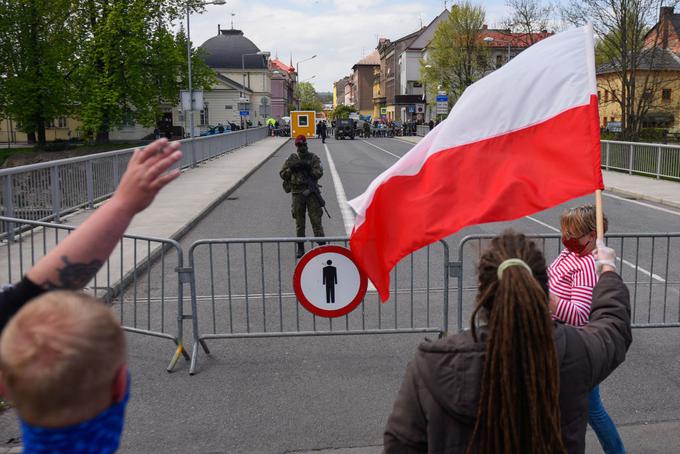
414 326 568 424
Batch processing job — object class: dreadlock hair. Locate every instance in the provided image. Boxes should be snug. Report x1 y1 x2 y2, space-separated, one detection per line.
466 231 566 454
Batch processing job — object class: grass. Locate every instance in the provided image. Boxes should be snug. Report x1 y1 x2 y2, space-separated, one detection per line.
0 141 148 166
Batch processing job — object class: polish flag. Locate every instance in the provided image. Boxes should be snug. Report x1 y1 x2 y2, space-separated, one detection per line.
348 25 603 302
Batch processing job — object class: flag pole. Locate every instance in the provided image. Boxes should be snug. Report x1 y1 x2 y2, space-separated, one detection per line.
595 189 604 239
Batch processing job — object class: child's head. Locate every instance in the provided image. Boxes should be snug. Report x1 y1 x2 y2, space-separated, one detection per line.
560 205 608 256
0 291 127 427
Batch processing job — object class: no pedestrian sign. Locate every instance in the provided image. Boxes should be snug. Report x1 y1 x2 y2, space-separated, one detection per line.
293 245 368 318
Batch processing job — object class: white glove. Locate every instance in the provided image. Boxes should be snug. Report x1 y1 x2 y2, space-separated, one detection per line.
594 239 617 272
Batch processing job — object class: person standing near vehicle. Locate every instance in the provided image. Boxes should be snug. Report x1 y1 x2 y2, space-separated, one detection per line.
280 135 326 258
320 121 328 144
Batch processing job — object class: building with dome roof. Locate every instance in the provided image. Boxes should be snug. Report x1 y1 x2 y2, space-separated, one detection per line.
173 26 273 133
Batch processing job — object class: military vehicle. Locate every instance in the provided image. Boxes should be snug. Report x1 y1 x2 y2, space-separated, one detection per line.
335 119 355 140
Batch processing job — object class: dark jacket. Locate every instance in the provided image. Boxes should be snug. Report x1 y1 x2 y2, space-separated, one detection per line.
384 272 632 454
279 150 323 194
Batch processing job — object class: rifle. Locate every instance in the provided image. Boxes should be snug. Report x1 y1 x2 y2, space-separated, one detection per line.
302 175 331 219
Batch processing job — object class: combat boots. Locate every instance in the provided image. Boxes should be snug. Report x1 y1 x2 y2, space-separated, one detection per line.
296 243 305 259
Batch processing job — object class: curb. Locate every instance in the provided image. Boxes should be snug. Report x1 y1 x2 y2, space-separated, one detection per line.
605 186 680 211
168 138 291 243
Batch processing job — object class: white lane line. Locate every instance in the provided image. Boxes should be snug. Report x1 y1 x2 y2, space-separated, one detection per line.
524 216 666 282
324 143 378 293
603 192 680 217
324 143 355 236
360 139 402 159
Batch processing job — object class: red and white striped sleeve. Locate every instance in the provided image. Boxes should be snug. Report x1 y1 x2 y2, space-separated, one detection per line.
550 253 598 327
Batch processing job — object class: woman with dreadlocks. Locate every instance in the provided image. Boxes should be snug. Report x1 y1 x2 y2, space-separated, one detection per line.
383 231 631 454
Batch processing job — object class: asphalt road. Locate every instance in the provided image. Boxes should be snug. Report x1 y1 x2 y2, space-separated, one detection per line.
3 136 680 453
122 137 680 453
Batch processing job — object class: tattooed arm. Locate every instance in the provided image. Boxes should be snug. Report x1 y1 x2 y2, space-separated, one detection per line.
26 139 183 290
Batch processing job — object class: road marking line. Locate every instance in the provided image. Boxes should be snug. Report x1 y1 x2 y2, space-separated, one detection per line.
603 192 680 216
359 139 402 158
324 143 377 293
524 216 666 282
324 143 355 236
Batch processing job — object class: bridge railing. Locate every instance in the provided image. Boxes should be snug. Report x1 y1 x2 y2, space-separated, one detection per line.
0 127 268 239
601 140 680 181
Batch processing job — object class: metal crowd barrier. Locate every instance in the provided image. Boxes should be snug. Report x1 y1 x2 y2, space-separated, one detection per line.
0 127 268 233
0 216 190 372
451 233 680 331
602 140 680 181
185 237 451 375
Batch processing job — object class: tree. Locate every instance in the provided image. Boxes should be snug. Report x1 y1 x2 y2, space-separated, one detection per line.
503 0 554 45
295 82 324 111
72 0 215 142
420 2 491 107
0 0 78 145
562 0 677 138
330 104 357 120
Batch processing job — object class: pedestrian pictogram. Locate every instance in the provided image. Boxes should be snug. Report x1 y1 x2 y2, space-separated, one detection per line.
293 245 368 318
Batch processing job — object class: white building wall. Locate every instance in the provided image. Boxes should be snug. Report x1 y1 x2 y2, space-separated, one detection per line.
400 51 423 95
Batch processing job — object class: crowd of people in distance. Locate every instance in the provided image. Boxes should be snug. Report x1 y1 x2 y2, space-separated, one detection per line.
0 134 631 453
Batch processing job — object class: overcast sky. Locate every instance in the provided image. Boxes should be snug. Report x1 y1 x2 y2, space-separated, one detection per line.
184 0 513 92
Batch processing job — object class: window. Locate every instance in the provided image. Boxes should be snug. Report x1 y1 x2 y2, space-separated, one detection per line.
496 55 503 68
643 89 653 101
225 105 233 110
662 89 672 101
200 103 209 125
178 110 185 122
46 119 54 128
58 117 67 128
298 114 308 127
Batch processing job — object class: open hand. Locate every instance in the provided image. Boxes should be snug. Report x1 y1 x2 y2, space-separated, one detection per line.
110 139 183 217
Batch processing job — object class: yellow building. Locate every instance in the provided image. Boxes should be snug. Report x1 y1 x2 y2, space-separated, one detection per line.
597 50 680 131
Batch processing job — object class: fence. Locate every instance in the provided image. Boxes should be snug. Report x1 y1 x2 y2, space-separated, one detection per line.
452 233 680 331
0 127 268 232
601 140 680 181
185 237 451 375
0 216 190 372
2 225 678 375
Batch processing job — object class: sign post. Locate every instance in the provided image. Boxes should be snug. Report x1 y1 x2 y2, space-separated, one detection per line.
293 246 368 318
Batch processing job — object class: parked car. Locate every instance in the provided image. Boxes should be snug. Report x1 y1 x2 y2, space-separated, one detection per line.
335 119 355 140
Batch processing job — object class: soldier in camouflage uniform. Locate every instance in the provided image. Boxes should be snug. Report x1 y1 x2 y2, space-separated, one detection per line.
280 135 326 258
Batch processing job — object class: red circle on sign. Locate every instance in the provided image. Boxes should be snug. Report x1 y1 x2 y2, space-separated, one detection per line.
293 245 368 318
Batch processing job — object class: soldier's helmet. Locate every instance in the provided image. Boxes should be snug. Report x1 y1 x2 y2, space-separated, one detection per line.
294 135 307 147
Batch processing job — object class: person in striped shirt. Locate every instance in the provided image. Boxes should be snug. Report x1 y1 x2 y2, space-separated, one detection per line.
549 205 625 454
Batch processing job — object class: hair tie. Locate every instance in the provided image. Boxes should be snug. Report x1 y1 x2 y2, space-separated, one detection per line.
497 258 533 280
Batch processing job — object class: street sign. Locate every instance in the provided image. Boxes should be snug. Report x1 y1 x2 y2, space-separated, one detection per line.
380 107 387 115
415 103 425 114
349 112 360 120
436 101 449 114
293 245 368 318
239 110 249 117
407 105 415 113
180 90 203 111
435 94 449 103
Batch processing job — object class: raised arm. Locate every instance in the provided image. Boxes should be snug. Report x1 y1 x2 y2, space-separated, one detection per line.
578 241 632 388
26 139 182 289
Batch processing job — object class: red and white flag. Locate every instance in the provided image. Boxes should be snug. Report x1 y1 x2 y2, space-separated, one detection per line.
349 24 603 302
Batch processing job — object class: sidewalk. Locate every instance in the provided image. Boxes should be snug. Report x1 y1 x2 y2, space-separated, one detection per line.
395 135 680 210
0 136 289 291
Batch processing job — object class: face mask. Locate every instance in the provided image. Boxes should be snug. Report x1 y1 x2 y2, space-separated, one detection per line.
562 235 593 256
19 375 130 454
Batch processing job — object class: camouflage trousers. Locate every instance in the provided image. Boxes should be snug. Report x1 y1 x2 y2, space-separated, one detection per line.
292 193 325 238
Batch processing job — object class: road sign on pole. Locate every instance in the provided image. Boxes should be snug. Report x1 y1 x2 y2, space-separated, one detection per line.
293 245 368 318
239 110 250 117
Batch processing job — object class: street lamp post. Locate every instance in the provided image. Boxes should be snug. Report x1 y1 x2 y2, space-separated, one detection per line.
186 0 225 165
241 50 270 128
295 54 317 109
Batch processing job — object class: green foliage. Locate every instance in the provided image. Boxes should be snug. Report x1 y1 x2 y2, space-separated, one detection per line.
638 127 668 141
295 82 324 112
0 0 78 144
330 104 357 120
420 1 491 105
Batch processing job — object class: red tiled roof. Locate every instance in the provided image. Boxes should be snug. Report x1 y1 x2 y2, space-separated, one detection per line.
479 29 553 48
271 58 295 73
